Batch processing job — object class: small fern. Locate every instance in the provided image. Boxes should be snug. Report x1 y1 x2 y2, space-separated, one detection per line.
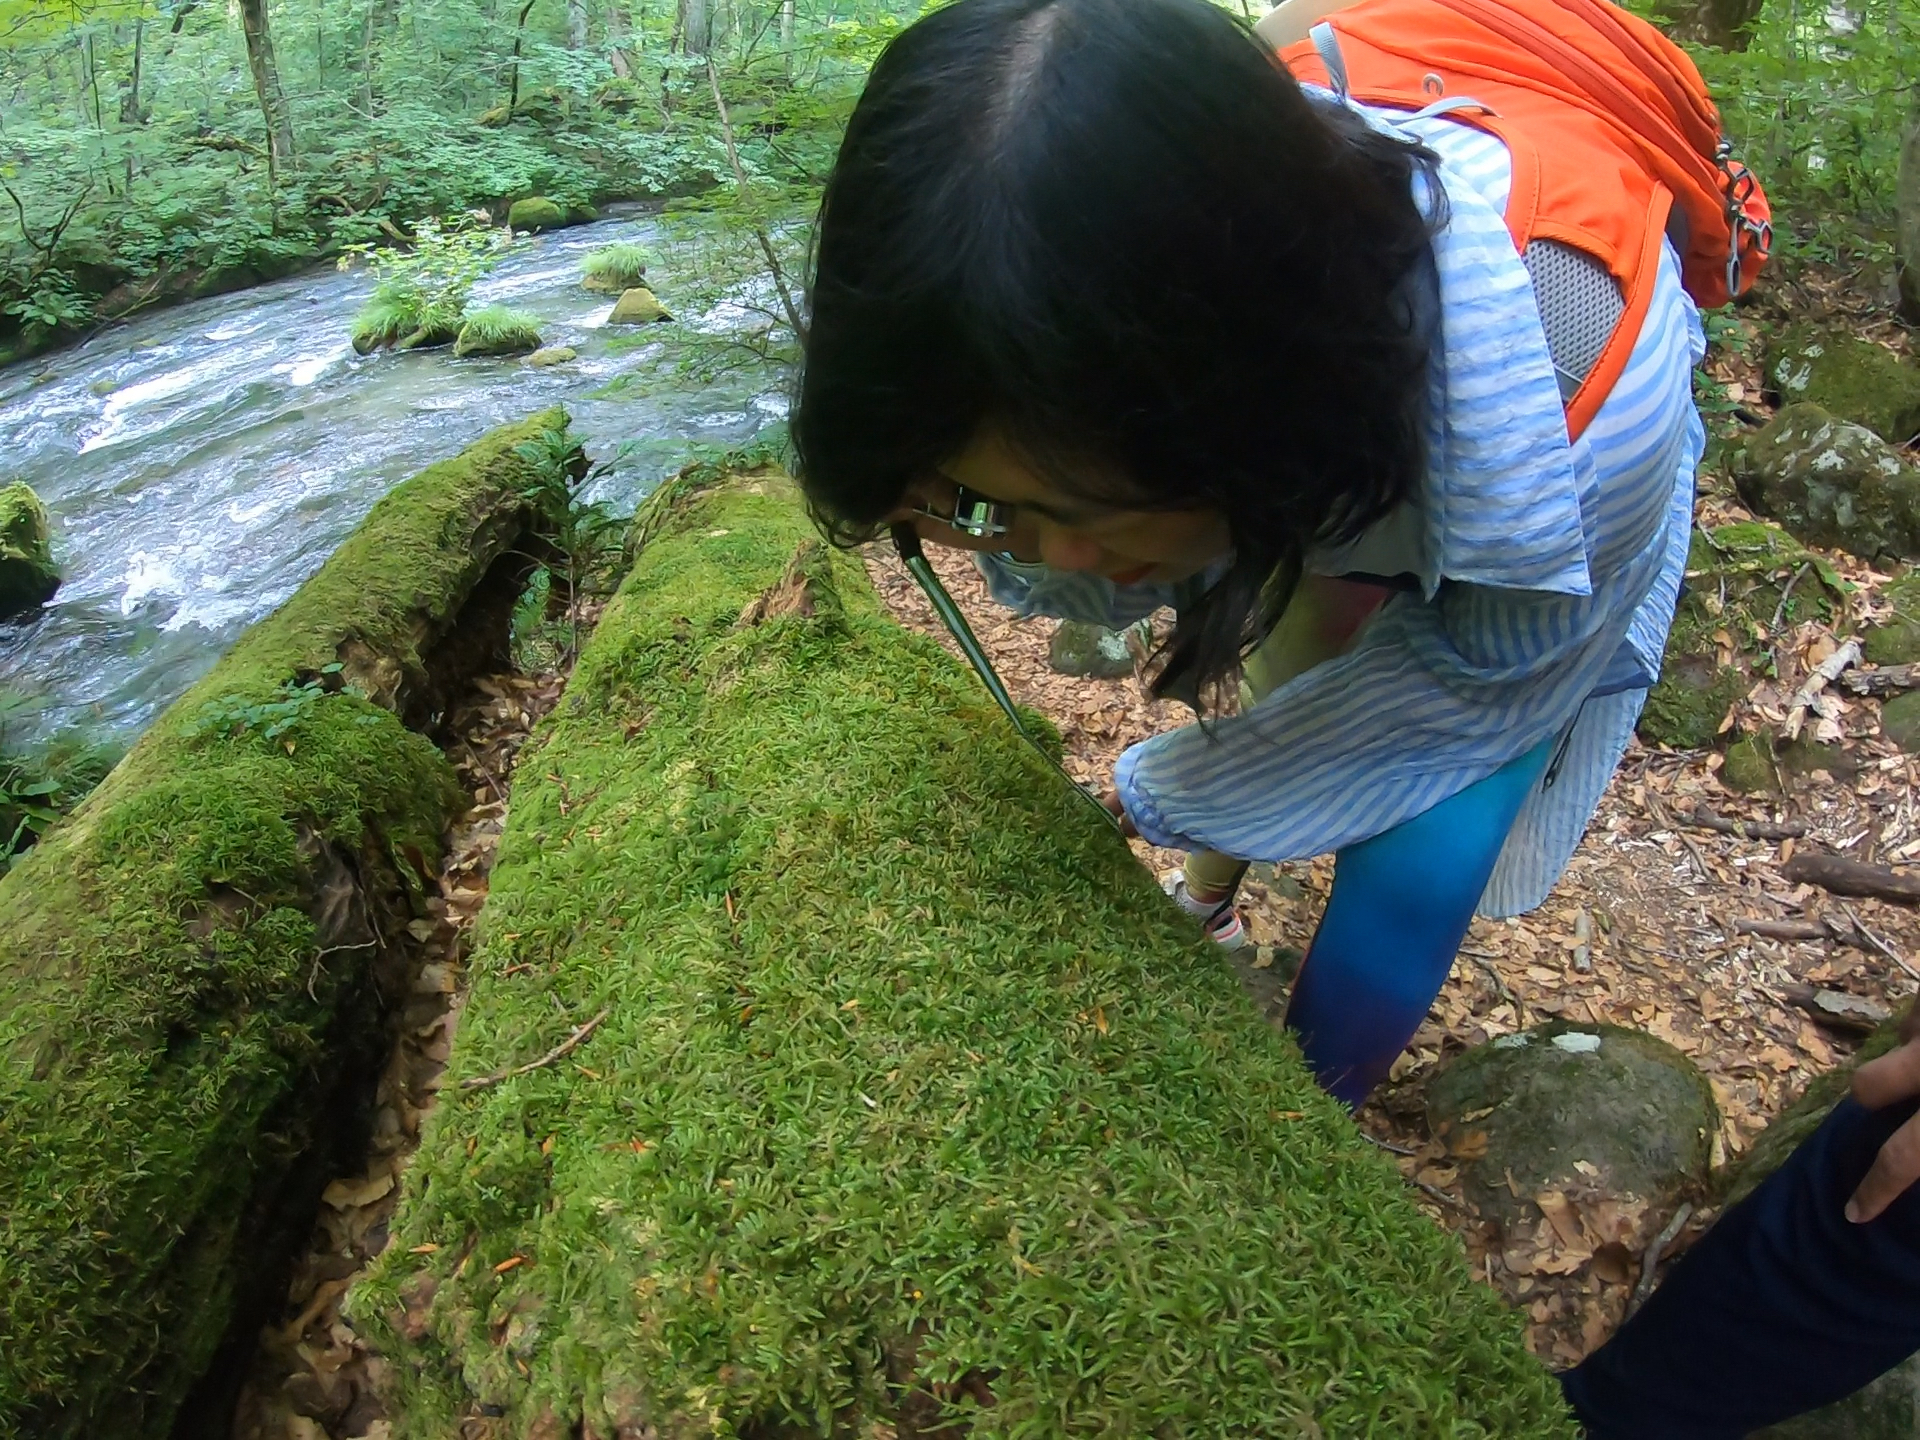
581 242 653 292
452 305 543 357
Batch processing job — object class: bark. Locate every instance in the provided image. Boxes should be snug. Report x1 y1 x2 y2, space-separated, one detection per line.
238 0 296 176
1656 0 1764 49
118 18 144 125
1899 107 1920 325
566 0 589 48
677 0 709 53
1781 849 1920 905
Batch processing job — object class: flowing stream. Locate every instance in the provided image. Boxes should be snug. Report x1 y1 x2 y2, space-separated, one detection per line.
0 205 786 748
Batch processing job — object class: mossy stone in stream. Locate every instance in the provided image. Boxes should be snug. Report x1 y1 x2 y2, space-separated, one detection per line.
452 305 542 358
581 242 651 294
0 481 60 619
524 345 577 368
1766 322 1920 446
0 411 569 1440
1425 1021 1716 1231
350 469 1577 1440
607 285 670 324
507 196 566 233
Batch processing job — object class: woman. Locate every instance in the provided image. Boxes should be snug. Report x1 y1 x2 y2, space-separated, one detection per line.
791 0 1703 1107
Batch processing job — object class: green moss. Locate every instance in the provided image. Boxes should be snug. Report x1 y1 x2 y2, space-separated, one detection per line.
1865 573 1920 665
507 196 566 233
353 471 1575 1440
0 411 567 1440
349 281 425 355
1642 522 1840 751
0 480 60 617
1767 322 1920 445
452 305 544 358
581 242 653 294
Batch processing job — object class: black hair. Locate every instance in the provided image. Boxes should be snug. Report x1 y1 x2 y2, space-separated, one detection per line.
791 0 1443 712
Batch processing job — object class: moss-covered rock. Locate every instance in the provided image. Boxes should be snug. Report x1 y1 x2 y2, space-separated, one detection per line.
1641 523 1836 751
1425 1021 1717 1231
506 196 566 233
607 285 670 324
1047 617 1150 678
0 481 60 619
581 242 652 294
524 345 577 368
0 411 570 1440
1881 689 1920 752
1721 732 1782 792
1865 572 1920 665
1767 323 1920 446
451 305 543 358
350 470 1578 1440
1735 403 1920 561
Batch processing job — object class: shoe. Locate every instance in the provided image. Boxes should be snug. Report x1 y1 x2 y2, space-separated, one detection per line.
1160 869 1250 949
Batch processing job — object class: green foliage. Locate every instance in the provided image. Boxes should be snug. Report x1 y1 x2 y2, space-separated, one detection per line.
513 423 631 662
581 239 653 290
0 709 117 872
354 470 1577 1439
341 217 512 352
0 411 563 1440
451 303 543 357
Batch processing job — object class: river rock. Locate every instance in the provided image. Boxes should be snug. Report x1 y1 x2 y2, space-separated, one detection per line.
1752 1354 1920 1439
525 345 577 368
1049 618 1151 678
1865 573 1920 665
1767 323 1920 446
507 196 566 233
608 286 671 325
0 481 60 619
1735 403 1920 562
1424 1021 1716 1232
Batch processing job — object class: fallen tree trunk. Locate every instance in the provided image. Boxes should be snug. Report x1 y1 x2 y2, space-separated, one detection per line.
0 409 571 1440
352 469 1575 1438
1782 851 1920 906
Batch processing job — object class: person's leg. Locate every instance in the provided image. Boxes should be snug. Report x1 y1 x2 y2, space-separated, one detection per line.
1283 740 1551 1108
1562 1093 1920 1440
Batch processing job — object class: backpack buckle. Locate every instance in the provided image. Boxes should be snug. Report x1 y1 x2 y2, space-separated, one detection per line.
1714 141 1770 299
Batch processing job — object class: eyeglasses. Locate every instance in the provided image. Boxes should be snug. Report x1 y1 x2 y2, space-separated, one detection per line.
911 485 1016 539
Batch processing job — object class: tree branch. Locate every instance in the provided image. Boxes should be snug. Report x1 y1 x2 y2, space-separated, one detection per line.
705 57 807 345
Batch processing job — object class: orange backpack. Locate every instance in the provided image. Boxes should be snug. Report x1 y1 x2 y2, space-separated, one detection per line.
1273 0 1771 437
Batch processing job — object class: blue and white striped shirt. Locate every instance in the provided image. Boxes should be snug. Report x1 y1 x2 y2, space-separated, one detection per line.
974 100 1706 895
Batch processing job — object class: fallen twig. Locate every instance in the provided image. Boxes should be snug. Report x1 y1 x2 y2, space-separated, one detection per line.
1627 1203 1693 1318
1782 638 1861 741
1782 850 1920 906
1410 1177 1472 1213
1685 807 1807 841
1837 663 1920 698
1841 903 1920 984
1649 794 1713 880
1769 562 1815 636
459 1008 611 1091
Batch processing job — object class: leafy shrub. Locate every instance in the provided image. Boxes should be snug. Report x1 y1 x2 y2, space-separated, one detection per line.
340 216 513 353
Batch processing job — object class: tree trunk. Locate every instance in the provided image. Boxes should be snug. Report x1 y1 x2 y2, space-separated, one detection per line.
566 0 588 48
677 0 709 53
238 0 295 176
1655 0 1763 48
118 17 144 125
1899 107 1920 324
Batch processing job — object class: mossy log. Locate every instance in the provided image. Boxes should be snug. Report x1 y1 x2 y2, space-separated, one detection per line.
0 410 571 1440
353 470 1575 1439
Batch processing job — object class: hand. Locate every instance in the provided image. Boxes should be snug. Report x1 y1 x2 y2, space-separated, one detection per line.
883 478 1041 560
1846 1003 1920 1224
1102 789 1140 839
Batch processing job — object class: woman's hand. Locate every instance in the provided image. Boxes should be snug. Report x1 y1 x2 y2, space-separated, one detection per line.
884 477 1041 560
1847 1003 1920 1223
1102 789 1140 839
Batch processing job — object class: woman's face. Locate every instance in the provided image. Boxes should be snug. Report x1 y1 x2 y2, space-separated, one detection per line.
891 427 1232 585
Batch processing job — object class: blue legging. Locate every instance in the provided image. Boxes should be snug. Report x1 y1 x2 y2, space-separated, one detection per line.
1284 740 1554 1109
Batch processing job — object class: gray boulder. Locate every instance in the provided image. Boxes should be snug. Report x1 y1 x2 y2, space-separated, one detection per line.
1425 1021 1716 1232
1049 618 1152 679
1767 323 1920 445
1735 403 1920 562
608 287 671 325
0 481 60 619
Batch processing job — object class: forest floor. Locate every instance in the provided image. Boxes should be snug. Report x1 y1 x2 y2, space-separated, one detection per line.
858 276 1920 1368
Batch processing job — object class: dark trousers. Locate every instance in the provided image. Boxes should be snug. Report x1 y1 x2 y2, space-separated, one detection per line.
1562 1094 1920 1438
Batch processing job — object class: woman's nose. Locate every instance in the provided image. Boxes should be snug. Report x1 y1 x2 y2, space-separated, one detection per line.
1037 525 1107 572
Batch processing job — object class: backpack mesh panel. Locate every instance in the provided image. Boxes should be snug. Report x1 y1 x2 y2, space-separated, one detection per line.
1523 238 1624 402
